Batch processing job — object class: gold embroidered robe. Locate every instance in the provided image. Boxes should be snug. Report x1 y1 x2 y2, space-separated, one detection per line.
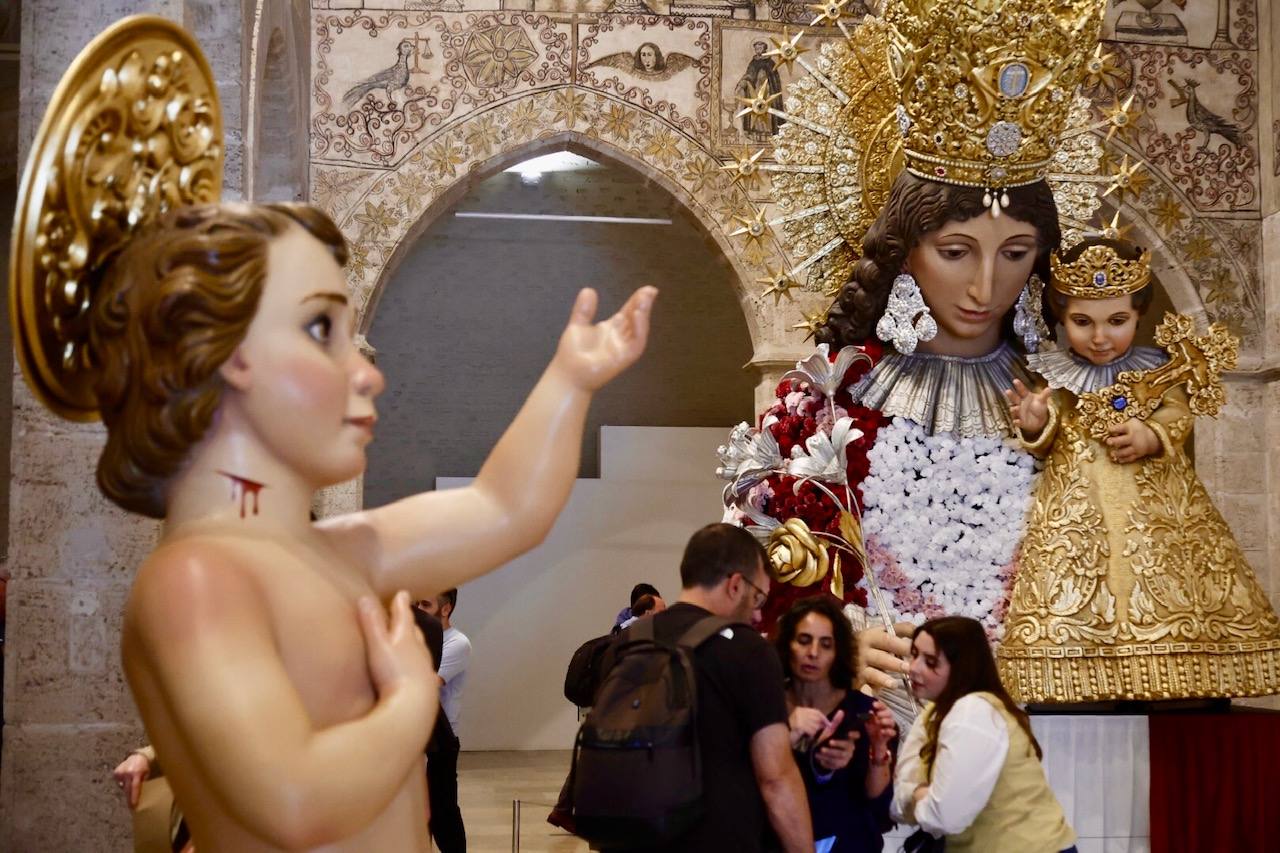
997 385 1280 702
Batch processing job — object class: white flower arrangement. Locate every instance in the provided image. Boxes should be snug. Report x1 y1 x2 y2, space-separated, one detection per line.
858 418 1038 640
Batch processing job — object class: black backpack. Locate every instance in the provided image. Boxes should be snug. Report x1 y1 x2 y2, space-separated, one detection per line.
568 614 729 850
564 633 615 708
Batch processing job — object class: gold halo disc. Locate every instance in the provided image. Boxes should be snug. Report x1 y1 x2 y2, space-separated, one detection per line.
9 15 222 420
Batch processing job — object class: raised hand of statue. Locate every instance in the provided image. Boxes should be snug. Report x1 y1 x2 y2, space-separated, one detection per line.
358 591 438 731
1105 417 1160 465
856 623 914 691
1004 379 1052 437
553 287 658 392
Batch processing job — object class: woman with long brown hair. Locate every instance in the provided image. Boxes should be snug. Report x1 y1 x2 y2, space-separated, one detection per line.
774 596 897 852
891 616 1076 853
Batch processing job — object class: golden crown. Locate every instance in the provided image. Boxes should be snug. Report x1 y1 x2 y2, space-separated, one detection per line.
1050 243 1152 299
884 0 1106 196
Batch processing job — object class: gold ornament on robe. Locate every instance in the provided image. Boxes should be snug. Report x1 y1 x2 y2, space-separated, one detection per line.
999 313 1280 702
9 16 223 421
1076 313 1238 442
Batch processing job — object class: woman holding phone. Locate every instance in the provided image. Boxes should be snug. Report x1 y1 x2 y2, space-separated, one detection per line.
893 616 1076 853
775 596 897 852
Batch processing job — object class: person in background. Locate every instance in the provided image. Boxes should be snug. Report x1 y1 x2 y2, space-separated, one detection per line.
615 582 661 628
775 596 896 852
617 592 666 630
412 602 465 853
892 616 1076 853
416 589 471 732
112 746 192 852
632 523 812 852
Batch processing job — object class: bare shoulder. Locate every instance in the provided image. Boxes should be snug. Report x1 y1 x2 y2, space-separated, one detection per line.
126 534 272 647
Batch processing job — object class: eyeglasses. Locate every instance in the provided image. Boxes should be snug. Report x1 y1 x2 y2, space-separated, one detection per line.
738 573 769 609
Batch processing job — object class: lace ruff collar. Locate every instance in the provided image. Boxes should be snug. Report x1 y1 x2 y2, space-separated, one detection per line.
849 342 1033 438
1025 346 1167 395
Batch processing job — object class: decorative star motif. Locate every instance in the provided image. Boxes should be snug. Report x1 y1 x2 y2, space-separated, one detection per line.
765 28 809 75
757 265 800 305
792 308 829 341
1150 194 1187 233
722 149 767 188
735 80 783 120
807 0 857 38
1102 93 1139 142
1102 154 1149 202
1099 210 1133 242
1081 44 1125 94
730 206 771 247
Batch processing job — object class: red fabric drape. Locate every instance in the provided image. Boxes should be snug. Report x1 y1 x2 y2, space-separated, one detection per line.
1150 711 1280 852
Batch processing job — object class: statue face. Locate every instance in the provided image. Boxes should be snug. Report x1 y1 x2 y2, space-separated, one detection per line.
221 227 385 488
639 45 657 71
1060 293 1139 365
905 212 1038 356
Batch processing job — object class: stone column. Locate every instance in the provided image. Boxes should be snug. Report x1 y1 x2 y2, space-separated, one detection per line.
1 2 247 848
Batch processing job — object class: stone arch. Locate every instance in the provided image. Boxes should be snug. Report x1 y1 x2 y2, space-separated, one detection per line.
246 0 310 201
326 89 775 348
1100 139 1261 356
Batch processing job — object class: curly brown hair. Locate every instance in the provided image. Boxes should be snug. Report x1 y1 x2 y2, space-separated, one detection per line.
816 172 1062 349
773 595 857 691
89 203 348 518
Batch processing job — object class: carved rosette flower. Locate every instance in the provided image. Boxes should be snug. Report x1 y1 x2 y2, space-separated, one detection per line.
462 25 538 89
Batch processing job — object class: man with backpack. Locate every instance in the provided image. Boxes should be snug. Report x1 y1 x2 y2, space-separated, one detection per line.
570 523 814 852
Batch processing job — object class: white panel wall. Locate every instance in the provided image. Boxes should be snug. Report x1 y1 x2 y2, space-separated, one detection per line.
443 426 730 751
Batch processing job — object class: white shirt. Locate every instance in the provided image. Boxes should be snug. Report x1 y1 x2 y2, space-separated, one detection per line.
439 627 471 731
891 694 1010 837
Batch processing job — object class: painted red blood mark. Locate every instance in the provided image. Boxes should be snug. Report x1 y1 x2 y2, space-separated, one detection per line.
217 470 266 518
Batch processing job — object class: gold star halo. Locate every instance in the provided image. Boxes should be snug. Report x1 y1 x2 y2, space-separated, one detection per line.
757 265 801 305
1081 43 1127 95
722 149 766 189
735 80 783 121
765 27 810 75
1102 93 1139 142
1098 210 1134 242
730 206 772 247
792 308 829 341
1103 154 1150 202
807 0 860 39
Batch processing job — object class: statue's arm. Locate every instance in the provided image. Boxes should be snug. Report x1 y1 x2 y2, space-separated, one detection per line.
327 287 655 600
126 548 435 848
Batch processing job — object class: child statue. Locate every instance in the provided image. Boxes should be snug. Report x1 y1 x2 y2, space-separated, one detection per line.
10 17 655 851
999 238 1280 702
